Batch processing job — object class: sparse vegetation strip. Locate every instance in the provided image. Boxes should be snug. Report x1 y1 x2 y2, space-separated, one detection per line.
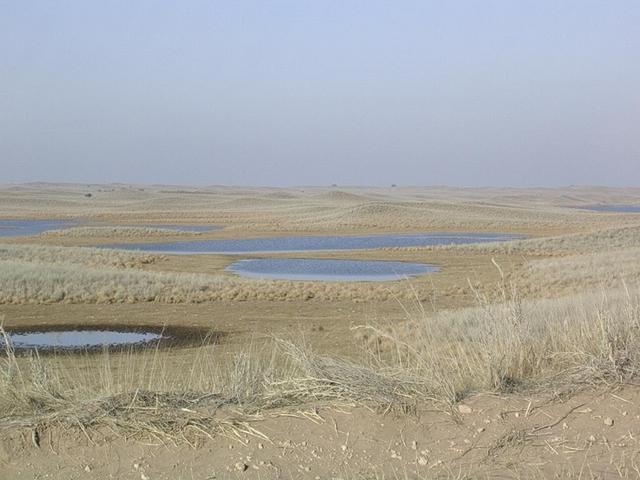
2 281 639 438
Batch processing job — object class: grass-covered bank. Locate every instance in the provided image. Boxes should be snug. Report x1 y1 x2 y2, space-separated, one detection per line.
2 281 639 438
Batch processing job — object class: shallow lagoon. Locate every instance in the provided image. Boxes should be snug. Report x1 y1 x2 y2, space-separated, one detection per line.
0 325 220 352
227 258 438 282
1 329 165 351
0 219 219 237
579 205 640 213
106 232 520 254
0 219 77 237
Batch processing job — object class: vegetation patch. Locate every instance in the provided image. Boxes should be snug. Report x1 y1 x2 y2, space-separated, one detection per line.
2 281 639 438
39 226 205 238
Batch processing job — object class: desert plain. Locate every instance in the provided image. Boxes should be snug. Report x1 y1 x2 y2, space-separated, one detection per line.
2 183 640 478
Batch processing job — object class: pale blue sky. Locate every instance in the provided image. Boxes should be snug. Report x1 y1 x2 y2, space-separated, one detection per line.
1 1 639 186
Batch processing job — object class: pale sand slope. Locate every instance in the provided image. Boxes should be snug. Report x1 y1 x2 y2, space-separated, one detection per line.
2 183 640 234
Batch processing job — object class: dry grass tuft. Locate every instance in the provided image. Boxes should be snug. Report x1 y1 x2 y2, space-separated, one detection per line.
0 325 420 437
39 226 204 238
0 243 157 268
357 280 640 404
2 279 640 438
0 244 435 304
0 258 426 304
514 247 640 296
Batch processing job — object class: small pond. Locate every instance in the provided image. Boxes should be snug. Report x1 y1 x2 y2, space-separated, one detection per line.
0 219 220 237
0 219 77 237
227 258 438 282
105 232 520 255
1 326 220 353
4 330 163 350
578 205 640 213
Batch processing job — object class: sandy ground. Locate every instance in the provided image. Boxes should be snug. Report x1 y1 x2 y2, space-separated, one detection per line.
3 184 640 478
4 385 640 479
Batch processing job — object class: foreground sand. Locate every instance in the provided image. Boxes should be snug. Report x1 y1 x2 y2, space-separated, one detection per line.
4 386 640 478
2 183 640 478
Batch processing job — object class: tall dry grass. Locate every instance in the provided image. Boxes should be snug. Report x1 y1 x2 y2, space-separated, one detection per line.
357 280 640 404
514 247 640 296
0 243 429 304
0 243 157 268
2 279 640 435
0 259 424 304
0 331 420 436
39 226 204 238
0 259 226 303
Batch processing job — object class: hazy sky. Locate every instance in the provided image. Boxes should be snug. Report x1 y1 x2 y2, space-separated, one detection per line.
1 1 639 186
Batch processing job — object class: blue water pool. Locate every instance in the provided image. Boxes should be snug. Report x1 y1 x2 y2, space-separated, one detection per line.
0 219 77 237
578 205 640 213
227 258 438 281
1 329 165 350
104 232 520 254
0 325 221 353
0 219 219 237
